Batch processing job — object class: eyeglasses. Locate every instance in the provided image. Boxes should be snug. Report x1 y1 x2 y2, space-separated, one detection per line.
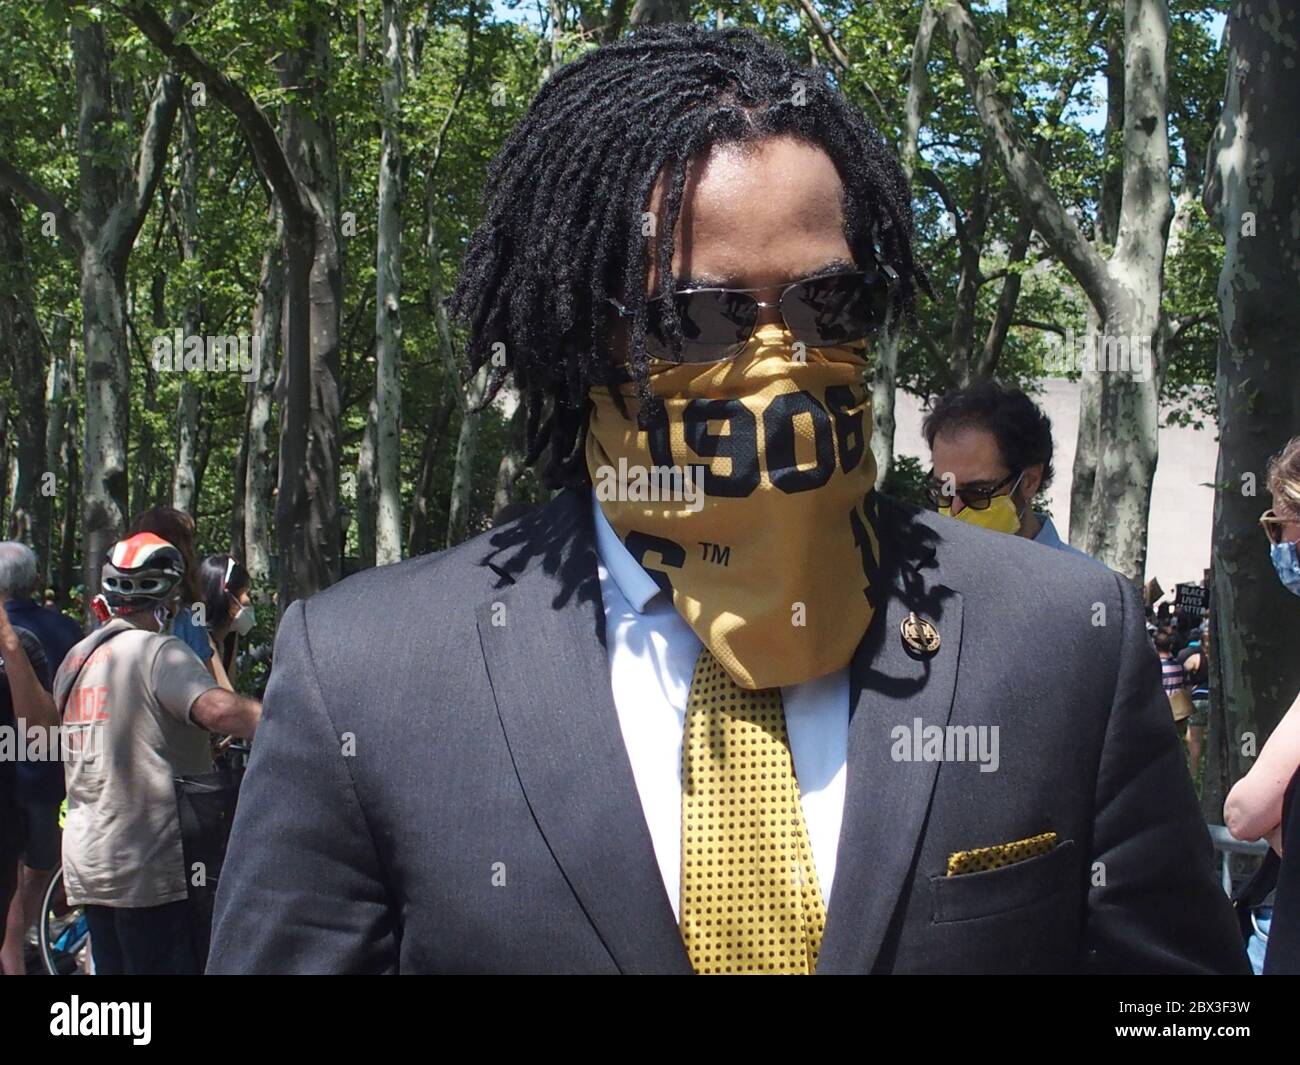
605 262 896 365
924 469 1023 511
1259 509 1297 545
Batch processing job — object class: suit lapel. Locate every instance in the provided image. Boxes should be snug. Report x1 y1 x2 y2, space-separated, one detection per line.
818 502 964 974
475 491 692 975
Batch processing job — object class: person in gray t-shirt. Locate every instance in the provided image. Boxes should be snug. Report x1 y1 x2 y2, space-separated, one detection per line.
54 533 260 975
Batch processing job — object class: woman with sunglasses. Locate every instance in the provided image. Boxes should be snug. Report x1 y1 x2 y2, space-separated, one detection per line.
1223 436 1300 973
197 555 255 693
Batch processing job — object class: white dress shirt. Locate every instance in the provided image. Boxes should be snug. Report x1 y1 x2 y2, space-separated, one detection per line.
591 491 849 921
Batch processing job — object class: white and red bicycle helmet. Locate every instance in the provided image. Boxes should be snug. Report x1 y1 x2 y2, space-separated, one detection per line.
92 532 186 621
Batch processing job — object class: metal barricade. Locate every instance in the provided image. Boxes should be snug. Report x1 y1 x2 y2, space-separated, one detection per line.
1207 823 1269 895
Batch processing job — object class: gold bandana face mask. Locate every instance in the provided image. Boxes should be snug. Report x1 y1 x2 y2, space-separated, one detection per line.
937 471 1026 535
585 322 881 690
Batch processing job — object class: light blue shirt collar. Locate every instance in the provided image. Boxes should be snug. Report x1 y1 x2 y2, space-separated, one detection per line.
1033 512 1100 563
1033 512 1066 550
591 489 663 614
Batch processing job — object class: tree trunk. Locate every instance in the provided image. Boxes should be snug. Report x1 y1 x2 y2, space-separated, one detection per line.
245 210 283 590
421 134 484 548
1070 306 1103 547
78 247 132 598
0 192 49 551
64 23 179 606
130 412 155 519
486 384 524 512
872 0 937 486
1097 0 1125 249
43 314 72 586
185 412 208 512
493 406 526 516
73 22 129 598
274 24 344 609
190 414 214 512
409 196 458 556
407 392 454 556
58 423 80 611
1201 1 1300 818
1165 141 1202 266
975 216 1032 380
1083 305 1162 580
0 403 10 533
230 398 249 561
629 0 691 26
274 224 317 610
170 98 201 514
52 327 80 603
444 367 491 547
947 155 992 386
171 377 201 512
1150 140 1204 396
1080 0 1171 580
542 0 564 82
869 326 900 486
603 0 630 43
356 407 378 567
1070 4 1127 541
372 0 405 566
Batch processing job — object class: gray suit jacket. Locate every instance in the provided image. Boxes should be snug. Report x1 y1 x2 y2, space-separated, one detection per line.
208 489 1249 974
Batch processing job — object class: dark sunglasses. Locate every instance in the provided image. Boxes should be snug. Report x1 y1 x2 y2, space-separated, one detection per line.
924 469 1022 511
605 261 896 365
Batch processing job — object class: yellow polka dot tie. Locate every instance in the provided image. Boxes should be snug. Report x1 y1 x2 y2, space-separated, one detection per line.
679 648 827 974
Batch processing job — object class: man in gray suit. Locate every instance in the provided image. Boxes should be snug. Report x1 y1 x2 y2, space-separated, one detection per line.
209 24 1247 975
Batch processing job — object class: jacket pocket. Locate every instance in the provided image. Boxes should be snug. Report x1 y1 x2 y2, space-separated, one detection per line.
930 839 1077 923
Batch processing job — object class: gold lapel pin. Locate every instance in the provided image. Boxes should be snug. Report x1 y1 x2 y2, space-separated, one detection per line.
900 611 940 657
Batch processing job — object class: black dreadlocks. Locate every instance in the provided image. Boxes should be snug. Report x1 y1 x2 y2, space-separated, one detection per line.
447 22 919 489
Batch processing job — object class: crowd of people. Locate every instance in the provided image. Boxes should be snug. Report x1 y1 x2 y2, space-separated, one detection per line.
0 507 261 975
1152 618 1210 774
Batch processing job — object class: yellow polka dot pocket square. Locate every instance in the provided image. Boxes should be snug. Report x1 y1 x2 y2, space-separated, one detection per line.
945 832 1058 877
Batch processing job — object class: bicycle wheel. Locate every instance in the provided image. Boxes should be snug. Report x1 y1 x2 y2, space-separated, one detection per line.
39 867 90 975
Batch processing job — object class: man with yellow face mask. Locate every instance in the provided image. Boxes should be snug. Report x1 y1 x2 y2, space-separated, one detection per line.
208 24 1246 977
923 381 1095 561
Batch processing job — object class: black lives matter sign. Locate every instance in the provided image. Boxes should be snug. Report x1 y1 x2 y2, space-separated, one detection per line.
1175 582 1208 619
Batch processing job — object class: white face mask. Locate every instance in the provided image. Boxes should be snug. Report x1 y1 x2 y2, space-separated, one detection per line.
231 603 255 637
